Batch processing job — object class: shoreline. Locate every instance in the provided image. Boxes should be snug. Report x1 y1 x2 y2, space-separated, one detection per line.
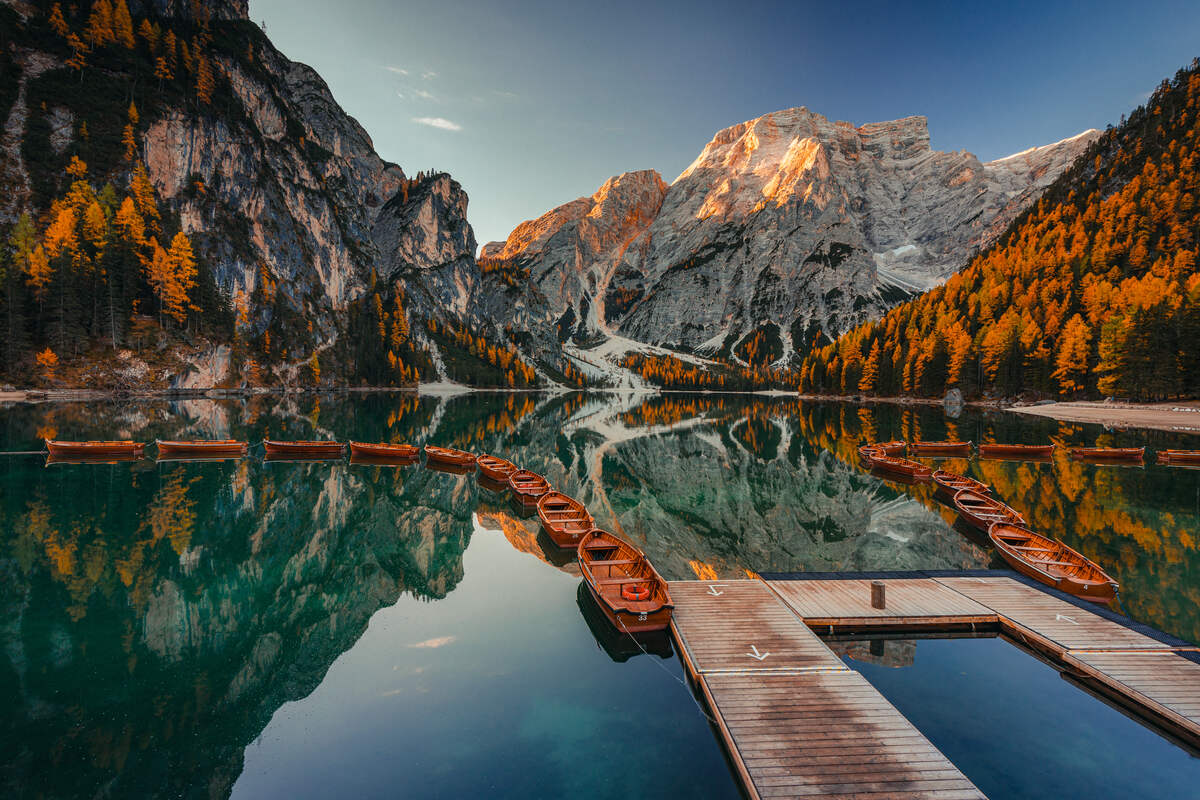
4 387 1199 436
1007 400 1200 436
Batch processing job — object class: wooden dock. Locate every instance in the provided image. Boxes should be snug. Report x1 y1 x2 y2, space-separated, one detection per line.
669 580 987 799
669 571 1200 798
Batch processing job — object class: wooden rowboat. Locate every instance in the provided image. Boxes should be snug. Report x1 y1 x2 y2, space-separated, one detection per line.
156 439 248 457
508 470 551 507
869 454 932 481
932 470 990 499
537 491 594 548
979 443 1055 459
873 440 907 456
577 529 673 633
46 439 146 457
909 440 972 456
477 454 519 482
349 441 419 460
575 583 674 662
423 444 476 467
989 522 1118 603
953 489 1025 532
262 440 345 458
857 444 882 463
1070 446 1145 462
1157 449 1200 465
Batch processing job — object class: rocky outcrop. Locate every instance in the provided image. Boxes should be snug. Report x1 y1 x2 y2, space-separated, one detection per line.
480 170 668 342
486 108 1099 360
0 1 487 383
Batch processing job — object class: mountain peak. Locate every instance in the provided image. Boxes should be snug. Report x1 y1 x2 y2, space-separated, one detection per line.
677 108 931 184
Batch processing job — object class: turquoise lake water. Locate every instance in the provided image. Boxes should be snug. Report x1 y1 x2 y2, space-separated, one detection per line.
1 392 1197 797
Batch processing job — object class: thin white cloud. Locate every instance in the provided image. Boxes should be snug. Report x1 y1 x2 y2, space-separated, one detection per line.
385 66 409 75
413 88 437 101
408 635 458 648
421 70 438 80
412 117 462 132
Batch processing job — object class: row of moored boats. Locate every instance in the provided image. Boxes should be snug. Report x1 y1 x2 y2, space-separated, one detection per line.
44 438 674 635
855 439 1165 604
857 439 1200 466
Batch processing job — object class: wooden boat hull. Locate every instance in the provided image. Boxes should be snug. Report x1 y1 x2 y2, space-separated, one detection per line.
979 443 1056 459
869 454 932 481
989 523 1118 604
953 489 1025 532
507 470 551 507
857 445 882 465
1071 447 1144 462
584 580 674 634
932 470 990 500
477 455 518 482
537 491 594 548
46 440 145 457
909 441 971 456
262 440 345 458
575 583 674 662
577 530 673 634
157 439 247 456
423 445 477 468
875 441 907 456
1157 450 1200 465
349 441 419 460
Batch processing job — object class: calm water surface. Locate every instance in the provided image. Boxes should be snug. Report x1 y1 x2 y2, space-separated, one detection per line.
1 392 1197 798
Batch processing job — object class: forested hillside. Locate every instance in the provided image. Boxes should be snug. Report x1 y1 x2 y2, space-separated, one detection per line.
800 61 1200 401
0 1 572 390
1 1 234 383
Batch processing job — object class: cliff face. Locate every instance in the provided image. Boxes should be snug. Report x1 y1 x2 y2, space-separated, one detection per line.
479 170 668 343
485 108 1098 359
0 0 517 386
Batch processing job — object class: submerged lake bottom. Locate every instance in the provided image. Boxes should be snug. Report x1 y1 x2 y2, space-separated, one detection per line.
0 391 1198 798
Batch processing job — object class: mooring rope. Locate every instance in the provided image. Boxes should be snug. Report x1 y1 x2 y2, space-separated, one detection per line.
614 614 719 725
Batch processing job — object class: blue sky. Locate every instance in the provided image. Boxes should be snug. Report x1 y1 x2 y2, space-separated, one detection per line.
252 0 1200 248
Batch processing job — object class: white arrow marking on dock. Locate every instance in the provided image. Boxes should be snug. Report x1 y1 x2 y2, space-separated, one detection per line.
746 645 770 661
706 585 727 596
1055 614 1079 625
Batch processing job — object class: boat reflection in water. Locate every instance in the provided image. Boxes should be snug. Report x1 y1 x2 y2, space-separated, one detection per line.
45 452 146 465
575 583 674 663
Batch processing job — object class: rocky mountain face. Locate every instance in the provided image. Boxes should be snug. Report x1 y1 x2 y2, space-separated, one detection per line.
0 0 537 386
484 108 1099 360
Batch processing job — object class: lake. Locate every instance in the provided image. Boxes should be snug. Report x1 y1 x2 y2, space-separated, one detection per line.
1 391 1197 798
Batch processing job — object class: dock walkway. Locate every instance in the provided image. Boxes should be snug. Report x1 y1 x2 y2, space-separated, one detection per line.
670 571 1200 799
669 580 986 799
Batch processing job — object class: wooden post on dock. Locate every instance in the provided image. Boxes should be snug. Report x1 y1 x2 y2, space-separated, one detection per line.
870 580 886 609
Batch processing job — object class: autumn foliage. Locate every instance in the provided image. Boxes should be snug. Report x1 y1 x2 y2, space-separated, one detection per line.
801 61 1200 400
621 351 800 391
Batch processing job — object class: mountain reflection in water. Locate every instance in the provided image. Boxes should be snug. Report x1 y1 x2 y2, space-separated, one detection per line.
0 391 1197 798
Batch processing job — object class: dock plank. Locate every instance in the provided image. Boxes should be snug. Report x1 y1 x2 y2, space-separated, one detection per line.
704 671 985 799
768 578 997 628
1064 650 1200 738
934 576 1162 651
669 580 845 674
